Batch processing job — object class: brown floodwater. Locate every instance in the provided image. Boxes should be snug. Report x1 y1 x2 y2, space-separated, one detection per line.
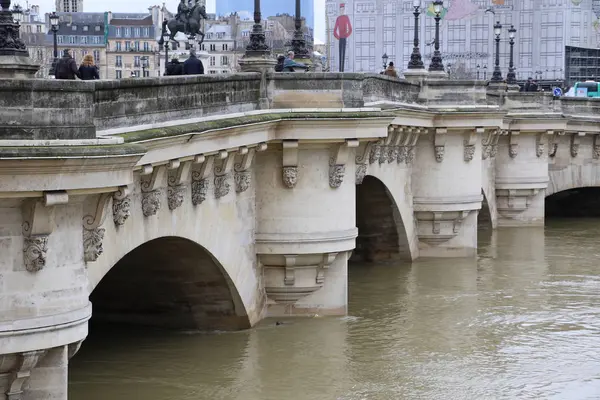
69 219 600 400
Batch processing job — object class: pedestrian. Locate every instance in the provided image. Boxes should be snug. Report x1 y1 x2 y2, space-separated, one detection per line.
183 49 204 75
165 55 183 76
283 51 308 72
55 49 80 80
521 77 532 92
383 61 398 78
78 54 99 80
530 80 539 92
274 55 285 72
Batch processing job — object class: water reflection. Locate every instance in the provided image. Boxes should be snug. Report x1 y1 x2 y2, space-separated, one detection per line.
70 221 600 400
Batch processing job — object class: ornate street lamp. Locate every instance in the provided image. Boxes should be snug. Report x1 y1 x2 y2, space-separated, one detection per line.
49 11 59 76
428 0 444 72
491 20 503 82
245 0 270 57
476 63 480 80
0 0 27 57
407 0 424 70
483 64 487 80
506 24 517 84
382 52 388 69
141 55 149 77
290 0 309 59
157 19 170 75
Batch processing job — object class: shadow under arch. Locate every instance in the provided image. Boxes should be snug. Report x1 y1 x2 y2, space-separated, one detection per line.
478 188 494 229
90 236 251 331
354 175 413 262
545 187 600 218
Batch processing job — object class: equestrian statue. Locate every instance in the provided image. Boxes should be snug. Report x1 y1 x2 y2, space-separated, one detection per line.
163 0 207 45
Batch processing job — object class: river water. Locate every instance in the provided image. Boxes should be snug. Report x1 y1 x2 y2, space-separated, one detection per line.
69 220 600 400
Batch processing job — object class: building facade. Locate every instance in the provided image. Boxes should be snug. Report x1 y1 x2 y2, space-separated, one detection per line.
106 14 159 79
216 0 314 29
326 0 600 79
55 0 83 13
201 23 237 74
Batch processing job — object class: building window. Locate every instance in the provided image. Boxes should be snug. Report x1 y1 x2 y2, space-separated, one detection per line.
71 25 77 31
93 36 101 44
134 56 140 67
210 44 215 51
116 70 122 79
115 27 121 37
209 70 216 74
116 41 121 51
209 56 215 66
222 70 228 74
143 41 149 51
134 70 140 77
68 36 75 44
201 44 205 51
57 36 64 44
93 50 100 62
95 26 101 32
222 43 228 51
37 50 42 59
124 27 130 37
116 55 122 67
134 28 141 37
81 50 87 57
142 27 149 37
134 41 140 51
80 36 87 44
83 25 88 31
221 56 228 65
143 70 149 77
36 25 42 33
125 41 131 51
26 25 31 33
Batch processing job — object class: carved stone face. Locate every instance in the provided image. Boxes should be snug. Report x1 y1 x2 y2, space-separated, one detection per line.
83 228 105 263
282 166 298 188
142 190 162 217
329 164 345 188
24 235 48 272
434 145 445 162
112 196 131 226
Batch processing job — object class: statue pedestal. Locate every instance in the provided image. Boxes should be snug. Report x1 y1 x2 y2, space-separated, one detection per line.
238 55 276 110
0 54 39 79
404 69 429 84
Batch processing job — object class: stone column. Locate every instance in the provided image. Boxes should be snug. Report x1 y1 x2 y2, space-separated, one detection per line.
255 141 358 317
495 130 549 227
412 127 484 257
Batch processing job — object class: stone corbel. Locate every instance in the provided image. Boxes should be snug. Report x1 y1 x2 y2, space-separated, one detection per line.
489 129 501 158
463 127 482 162
369 139 384 164
434 128 447 162
140 164 165 217
387 126 404 164
496 188 540 218
214 150 236 199
191 154 213 205
282 140 299 188
316 252 338 285
379 126 396 165
112 185 131 226
535 132 545 158
234 143 267 193
329 139 360 188
547 130 559 158
396 128 411 164
481 129 494 160
405 128 422 165
5 350 47 399
571 132 584 158
21 191 69 272
415 210 472 245
354 141 373 185
508 130 520 158
593 135 600 160
167 159 190 210
82 193 113 263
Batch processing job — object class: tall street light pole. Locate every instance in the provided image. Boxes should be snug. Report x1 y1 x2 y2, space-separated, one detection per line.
290 0 309 59
49 11 59 76
157 19 170 75
407 0 424 70
245 0 270 57
491 20 503 82
506 24 517 85
0 0 26 55
428 0 444 72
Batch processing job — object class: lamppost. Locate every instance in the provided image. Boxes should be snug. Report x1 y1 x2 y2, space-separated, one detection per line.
506 24 517 85
476 64 480 80
483 64 487 80
382 53 388 70
157 19 170 75
407 0 424 70
141 56 149 77
49 11 59 76
290 0 309 59
428 0 444 72
245 0 270 57
491 20 503 82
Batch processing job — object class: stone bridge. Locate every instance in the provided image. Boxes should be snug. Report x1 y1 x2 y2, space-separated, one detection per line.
2 73 600 399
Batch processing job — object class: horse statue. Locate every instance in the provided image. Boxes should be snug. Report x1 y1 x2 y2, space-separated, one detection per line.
164 1 207 45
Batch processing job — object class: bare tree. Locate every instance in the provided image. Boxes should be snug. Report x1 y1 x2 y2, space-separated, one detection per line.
447 61 476 80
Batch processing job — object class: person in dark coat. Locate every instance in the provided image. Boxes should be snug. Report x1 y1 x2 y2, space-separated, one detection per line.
55 49 80 80
165 56 183 76
78 54 99 80
274 55 285 72
183 50 204 75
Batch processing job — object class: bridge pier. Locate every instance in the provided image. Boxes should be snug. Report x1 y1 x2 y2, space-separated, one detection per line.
495 130 549 227
255 142 358 317
413 127 484 257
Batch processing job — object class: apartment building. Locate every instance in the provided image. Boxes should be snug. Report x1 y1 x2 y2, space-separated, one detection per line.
201 24 237 74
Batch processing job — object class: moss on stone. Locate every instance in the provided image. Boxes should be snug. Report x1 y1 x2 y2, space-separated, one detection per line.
119 111 396 143
0 144 146 158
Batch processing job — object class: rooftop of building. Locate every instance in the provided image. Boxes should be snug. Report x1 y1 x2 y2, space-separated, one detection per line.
109 16 153 26
53 21 105 35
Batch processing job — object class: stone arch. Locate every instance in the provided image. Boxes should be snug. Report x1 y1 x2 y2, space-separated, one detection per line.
547 166 600 197
90 236 251 331
354 175 415 262
545 187 600 218
478 188 496 229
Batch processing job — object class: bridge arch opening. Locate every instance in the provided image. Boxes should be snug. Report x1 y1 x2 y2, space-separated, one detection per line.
545 187 600 218
354 175 412 262
90 236 250 332
478 189 493 228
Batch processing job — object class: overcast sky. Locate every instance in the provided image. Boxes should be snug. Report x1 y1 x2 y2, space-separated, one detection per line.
25 0 327 42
